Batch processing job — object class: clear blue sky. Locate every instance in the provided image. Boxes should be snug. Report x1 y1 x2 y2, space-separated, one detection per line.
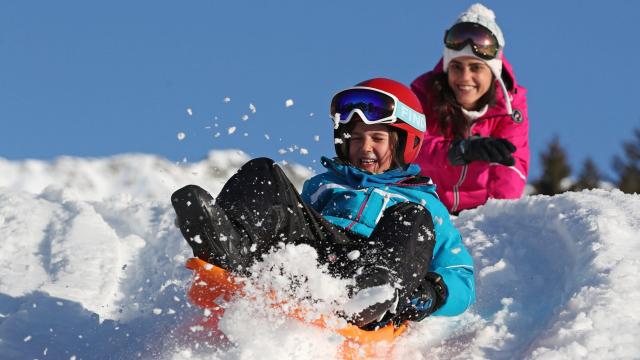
1 1 638 181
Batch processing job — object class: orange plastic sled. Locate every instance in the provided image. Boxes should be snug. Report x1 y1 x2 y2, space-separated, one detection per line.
185 257 407 359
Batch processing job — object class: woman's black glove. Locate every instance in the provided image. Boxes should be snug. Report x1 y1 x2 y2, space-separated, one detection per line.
396 272 448 323
448 136 516 166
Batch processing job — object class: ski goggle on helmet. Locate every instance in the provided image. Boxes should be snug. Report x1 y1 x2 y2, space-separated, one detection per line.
329 78 426 165
444 22 500 60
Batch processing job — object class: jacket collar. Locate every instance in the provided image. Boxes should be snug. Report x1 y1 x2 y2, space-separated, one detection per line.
320 157 422 187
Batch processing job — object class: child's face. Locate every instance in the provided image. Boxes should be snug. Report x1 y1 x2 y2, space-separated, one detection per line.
348 122 394 174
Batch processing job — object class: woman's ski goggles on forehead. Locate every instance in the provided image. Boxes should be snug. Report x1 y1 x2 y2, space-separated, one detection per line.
444 22 500 60
329 87 425 132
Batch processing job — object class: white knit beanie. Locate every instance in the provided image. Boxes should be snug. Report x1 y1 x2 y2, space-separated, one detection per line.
443 3 504 78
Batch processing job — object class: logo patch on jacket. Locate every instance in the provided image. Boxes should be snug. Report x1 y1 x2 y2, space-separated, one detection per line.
511 109 523 123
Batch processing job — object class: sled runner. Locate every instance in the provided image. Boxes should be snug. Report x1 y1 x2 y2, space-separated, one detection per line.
185 257 407 359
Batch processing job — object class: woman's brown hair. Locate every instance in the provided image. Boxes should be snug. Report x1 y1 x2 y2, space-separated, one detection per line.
428 71 497 139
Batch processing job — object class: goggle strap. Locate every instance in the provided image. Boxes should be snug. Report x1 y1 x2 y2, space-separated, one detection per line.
496 76 512 115
394 102 426 132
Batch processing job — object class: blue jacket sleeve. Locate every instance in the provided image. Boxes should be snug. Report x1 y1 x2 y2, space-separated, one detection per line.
301 179 312 205
301 177 321 211
427 201 476 316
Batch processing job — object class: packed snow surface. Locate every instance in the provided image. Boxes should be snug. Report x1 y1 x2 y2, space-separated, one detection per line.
1 152 639 359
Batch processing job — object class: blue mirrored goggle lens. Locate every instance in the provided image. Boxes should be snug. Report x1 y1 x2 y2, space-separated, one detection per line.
330 89 395 122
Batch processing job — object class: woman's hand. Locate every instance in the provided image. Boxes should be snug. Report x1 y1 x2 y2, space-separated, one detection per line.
448 136 516 166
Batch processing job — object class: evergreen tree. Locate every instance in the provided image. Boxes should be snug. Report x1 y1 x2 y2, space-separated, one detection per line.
613 127 640 194
571 157 601 191
533 136 572 195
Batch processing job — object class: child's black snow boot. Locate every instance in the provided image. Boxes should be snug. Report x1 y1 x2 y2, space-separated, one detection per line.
172 184 252 275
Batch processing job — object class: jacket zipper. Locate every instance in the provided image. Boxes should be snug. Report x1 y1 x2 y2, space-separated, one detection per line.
346 190 371 231
452 125 475 212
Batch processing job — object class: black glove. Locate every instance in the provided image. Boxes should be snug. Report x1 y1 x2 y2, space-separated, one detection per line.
396 272 448 323
448 136 516 166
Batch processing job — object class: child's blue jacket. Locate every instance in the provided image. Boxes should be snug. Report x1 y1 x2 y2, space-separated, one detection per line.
301 157 475 316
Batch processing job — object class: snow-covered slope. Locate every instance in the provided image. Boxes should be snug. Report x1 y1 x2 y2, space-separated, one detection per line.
0 150 312 202
0 153 638 359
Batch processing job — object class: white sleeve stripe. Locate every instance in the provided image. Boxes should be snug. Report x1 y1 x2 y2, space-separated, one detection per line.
372 188 409 201
309 183 351 203
489 163 527 181
444 265 474 270
507 166 527 181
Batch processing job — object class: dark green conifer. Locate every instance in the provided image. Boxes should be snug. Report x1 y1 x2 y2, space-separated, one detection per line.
571 158 601 191
533 136 571 195
613 128 640 194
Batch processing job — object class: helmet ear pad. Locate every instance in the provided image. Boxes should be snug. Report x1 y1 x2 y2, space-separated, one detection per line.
391 122 424 165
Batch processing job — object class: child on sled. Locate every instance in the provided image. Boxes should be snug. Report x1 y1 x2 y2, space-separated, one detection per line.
172 78 475 329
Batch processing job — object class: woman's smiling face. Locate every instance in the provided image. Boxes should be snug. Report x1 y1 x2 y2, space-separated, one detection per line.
447 56 493 110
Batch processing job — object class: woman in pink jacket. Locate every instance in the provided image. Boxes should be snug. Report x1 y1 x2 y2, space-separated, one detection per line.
411 3 529 214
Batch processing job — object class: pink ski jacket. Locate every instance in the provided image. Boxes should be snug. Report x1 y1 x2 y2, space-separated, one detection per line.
411 55 529 213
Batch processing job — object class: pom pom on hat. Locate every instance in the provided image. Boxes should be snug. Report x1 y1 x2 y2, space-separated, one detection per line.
456 3 504 47
443 3 504 78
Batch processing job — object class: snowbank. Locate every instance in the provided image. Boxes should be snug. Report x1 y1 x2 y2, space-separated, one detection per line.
0 154 638 359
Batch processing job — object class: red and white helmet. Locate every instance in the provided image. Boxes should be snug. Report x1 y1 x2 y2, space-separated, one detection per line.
331 78 426 166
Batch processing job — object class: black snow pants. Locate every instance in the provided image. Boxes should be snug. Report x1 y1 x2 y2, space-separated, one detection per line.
172 158 435 320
